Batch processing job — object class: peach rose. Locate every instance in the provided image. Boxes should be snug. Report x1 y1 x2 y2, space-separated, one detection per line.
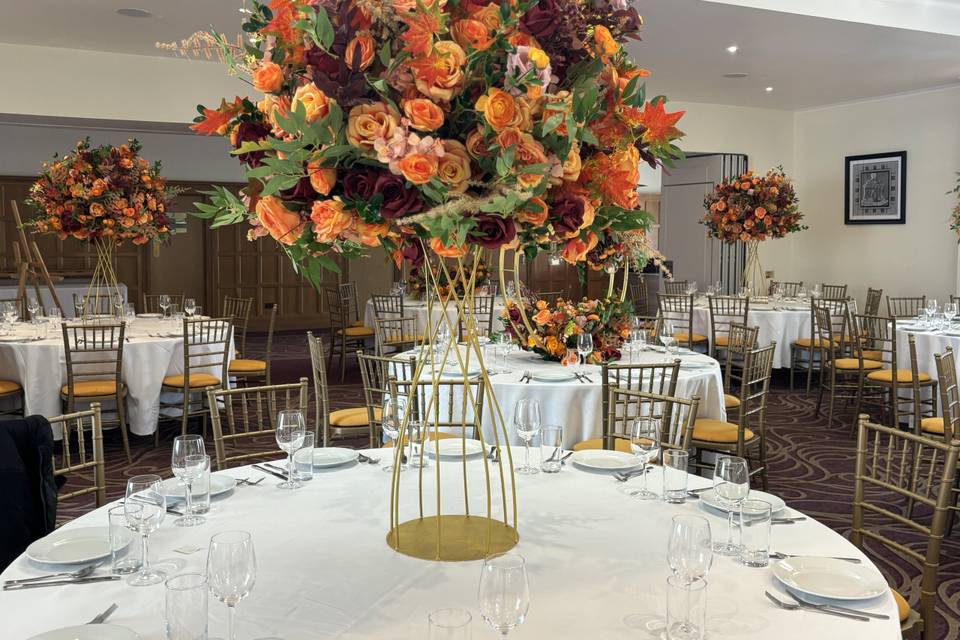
403 98 444 131
258 95 291 130
532 308 552 325
347 102 401 152
414 41 467 102
451 19 492 51
561 231 598 264
307 161 337 196
309 198 354 244
89 202 105 217
466 127 492 158
470 3 501 30
562 145 582 182
437 140 471 193
252 61 284 93
579 198 596 230
345 33 375 71
593 25 618 58
291 82 333 123
397 153 439 185
476 88 521 132
514 133 549 189
430 237 468 258
348 221 389 247
256 196 306 246
518 197 548 226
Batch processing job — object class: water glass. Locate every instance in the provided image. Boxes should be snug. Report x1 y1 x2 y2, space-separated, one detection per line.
712 456 750 556
478 552 530 638
428 608 472 640
666 575 706 640
27 296 40 323
662 449 689 504
109 504 141 574
184 298 197 317
539 425 563 473
190 454 212 515
34 321 48 339
738 499 772 567
165 573 208 640
294 431 315 482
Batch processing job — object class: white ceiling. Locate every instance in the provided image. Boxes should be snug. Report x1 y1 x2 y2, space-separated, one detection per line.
0 0 958 110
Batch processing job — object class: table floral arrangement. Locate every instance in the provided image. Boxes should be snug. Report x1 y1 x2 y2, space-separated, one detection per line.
408 256 490 300
503 296 630 363
950 172 960 237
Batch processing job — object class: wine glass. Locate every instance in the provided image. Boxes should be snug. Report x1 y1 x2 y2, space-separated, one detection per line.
159 294 171 318
207 531 257 640
478 552 530 639
625 417 661 499
124 474 166 586
513 398 541 475
576 332 593 374
27 296 40 323
659 321 677 354
667 514 713 640
276 410 306 489
712 456 750 556
3 301 20 324
927 299 939 317
944 302 957 326
184 298 197 317
171 435 206 527
381 396 406 473
686 281 698 296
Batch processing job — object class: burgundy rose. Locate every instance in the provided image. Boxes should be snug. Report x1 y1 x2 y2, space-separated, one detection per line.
280 176 316 201
401 239 425 268
233 120 271 167
520 0 559 40
341 167 380 200
469 214 517 249
549 194 585 236
374 173 423 219
304 46 341 76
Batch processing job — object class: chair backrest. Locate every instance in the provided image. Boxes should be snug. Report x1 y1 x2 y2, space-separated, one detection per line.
73 291 122 317
736 342 776 434
864 287 883 317
853 416 959 632
61 322 125 407
723 323 760 392
390 378 486 440
260 303 278 385
820 283 848 300
886 295 926 319
768 281 802 297
601 361 681 449
306 331 328 442
222 296 253 356
935 347 960 441
48 403 106 510
657 293 696 349
142 293 184 315
182 318 233 388
374 316 420 354
207 378 309 470
813 299 852 359
371 294 405 319
323 285 350 333
606 388 700 451
458 295 495 341
663 280 688 295
356 350 418 446
338 282 362 324
707 295 750 357
629 275 649 316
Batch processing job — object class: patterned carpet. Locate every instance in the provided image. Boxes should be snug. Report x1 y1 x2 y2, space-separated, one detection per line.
55 332 959 638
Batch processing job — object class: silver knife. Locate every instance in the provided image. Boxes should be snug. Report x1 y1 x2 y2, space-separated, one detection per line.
88 602 118 625
252 464 286 480
3 575 120 591
263 462 290 476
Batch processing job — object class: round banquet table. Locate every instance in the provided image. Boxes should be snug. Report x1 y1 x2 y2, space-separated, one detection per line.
364 297 507 337
0 454 899 639
0 317 232 436
692 298 811 369
896 322 960 381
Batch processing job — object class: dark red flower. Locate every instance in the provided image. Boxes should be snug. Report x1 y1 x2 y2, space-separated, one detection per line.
469 214 517 249
549 194 585 236
401 239 425 267
233 120 271 167
374 173 423 219
520 0 559 40
341 167 380 200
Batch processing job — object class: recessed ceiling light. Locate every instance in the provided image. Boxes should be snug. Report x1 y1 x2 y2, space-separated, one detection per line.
723 72 749 79
116 8 152 18
765 86 774 92
726 45 738 54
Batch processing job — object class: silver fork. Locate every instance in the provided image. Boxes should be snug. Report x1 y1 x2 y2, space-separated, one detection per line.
614 467 651 482
764 591 869 621
4 562 100 586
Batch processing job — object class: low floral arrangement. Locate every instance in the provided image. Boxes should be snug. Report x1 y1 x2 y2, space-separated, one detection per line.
701 167 805 243
950 173 960 238
503 296 630 363
26 138 176 246
408 255 491 299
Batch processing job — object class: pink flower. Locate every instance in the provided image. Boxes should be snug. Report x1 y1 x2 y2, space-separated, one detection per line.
505 46 553 97
374 128 445 175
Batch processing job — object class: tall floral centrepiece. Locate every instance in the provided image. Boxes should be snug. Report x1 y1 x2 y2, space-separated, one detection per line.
701 167 804 295
504 297 631 363
190 0 684 560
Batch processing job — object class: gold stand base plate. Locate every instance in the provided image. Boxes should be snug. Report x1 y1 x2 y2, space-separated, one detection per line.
387 515 519 561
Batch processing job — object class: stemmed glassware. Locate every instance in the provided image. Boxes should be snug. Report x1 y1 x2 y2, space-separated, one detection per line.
712 456 750 556
478 552 530 639
276 410 306 489
659 321 677 354
171 435 206 527
513 398 541 475
159 294 171 318
124 474 166 586
27 297 40 323
624 417 661 499
685 281 698 296
3 301 20 324
667 515 713 640
381 396 406 473
207 531 257 640
945 302 958 327
184 298 197 318
576 333 593 374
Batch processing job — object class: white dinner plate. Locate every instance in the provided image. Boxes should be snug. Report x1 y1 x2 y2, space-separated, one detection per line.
772 556 888 601
28 625 139 640
0 334 35 342
699 488 786 515
569 449 641 472
426 438 485 458
530 370 578 383
160 474 236 500
311 447 360 468
136 313 162 319
679 360 714 370
25 526 129 565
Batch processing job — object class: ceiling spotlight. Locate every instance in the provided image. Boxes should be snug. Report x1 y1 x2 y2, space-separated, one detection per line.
765 86 774 92
116 8 152 18
726 45 738 54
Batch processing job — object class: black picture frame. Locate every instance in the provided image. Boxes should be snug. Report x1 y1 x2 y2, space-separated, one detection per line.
844 151 907 225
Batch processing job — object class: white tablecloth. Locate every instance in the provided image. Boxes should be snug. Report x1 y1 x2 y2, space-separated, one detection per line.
896 325 960 381
0 281 129 318
0 456 898 639
692 302 810 369
364 297 507 338
0 318 231 436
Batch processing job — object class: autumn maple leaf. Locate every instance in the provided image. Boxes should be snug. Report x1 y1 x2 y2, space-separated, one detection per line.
400 11 444 57
191 97 244 136
638 99 685 146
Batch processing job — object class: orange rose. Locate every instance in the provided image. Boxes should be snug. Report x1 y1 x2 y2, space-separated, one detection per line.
593 25 618 58
430 237 467 258
89 202 105 217
451 19 492 51
414 41 467 102
256 196 306 246
120 217 136 228
291 82 333 123
307 161 337 195
532 308 552 325
519 197 548 226
578 198 596 231
561 232 598 264
397 153 439 185
252 61 284 93
309 199 354 244
476 88 532 132
347 102 401 152
470 3 501 30
466 128 492 158
437 140 471 193
258 95 291 130
346 221 389 247
403 98 444 131
562 145 582 182
754 207 767 219
132 234 149 245
514 133 549 189
345 33 375 71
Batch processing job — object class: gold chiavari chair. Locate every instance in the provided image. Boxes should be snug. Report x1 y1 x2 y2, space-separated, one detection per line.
142 293 184 315
721 323 760 421
925 347 960 439
789 299 828 392
324 285 374 382
228 302 276 386
375 316 422 355
457 294 496 341
813 303 880 427
60 321 131 462
388 378 484 449
820 283 848 300
952 295 960 307
159 317 233 441
355 350 419 448
657 293 707 351
768 281 803 297
663 280 688 295
595 388 700 454
573 361 682 453
222 296 254 357
887 295 926 319
49 403 107 522
371 293 405 320
691 341 776 488
707 295 750 359
207 378 309 471
865 287 883 317
338 282 368 328
629 275 649 316
852 415 959 638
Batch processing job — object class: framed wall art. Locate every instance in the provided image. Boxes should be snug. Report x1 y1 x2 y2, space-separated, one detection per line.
844 151 906 224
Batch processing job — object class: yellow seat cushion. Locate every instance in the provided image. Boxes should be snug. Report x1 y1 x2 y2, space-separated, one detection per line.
339 326 375 337
861 349 883 361
0 379 22 395
830 358 883 370
384 334 424 344
162 373 221 388
573 438 634 454
229 358 267 373
921 417 944 435
724 393 741 409
349 320 366 328
674 332 707 343
383 432 458 448
792 337 831 348
714 335 729 347
891 588 910 623
60 380 118 397
692 418 755 444
329 406 380 427
866 369 932 383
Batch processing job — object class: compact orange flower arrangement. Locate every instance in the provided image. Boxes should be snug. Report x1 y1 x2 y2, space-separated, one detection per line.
188 0 684 284
701 167 804 243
